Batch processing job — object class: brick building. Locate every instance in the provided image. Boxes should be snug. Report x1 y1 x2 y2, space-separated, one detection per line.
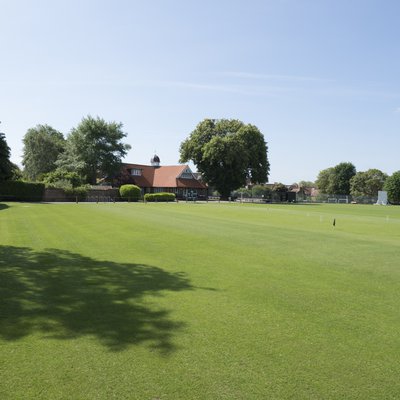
114 155 207 199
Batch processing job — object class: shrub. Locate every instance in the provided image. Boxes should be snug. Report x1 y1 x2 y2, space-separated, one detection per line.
144 193 176 202
0 181 45 201
43 169 83 188
233 188 251 198
251 185 272 198
119 184 141 202
45 179 73 191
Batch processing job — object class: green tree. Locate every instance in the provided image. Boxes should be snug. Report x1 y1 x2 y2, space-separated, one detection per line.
11 163 23 180
331 162 356 194
57 116 131 185
316 167 334 194
22 125 65 181
350 169 387 197
0 132 13 181
179 119 269 198
384 171 400 204
298 180 315 187
54 139 87 177
251 184 272 197
316 162 356 195
43 169 84 188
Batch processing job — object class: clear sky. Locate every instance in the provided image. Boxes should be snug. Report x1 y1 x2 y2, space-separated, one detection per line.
1 0 399 183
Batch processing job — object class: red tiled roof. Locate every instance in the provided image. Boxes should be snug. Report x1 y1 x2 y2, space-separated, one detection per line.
153 165 186 187
121 163 207 189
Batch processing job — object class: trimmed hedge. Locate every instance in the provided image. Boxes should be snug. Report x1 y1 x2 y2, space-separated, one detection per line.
144 193 176 202
119 184 141 202
0 181 45 201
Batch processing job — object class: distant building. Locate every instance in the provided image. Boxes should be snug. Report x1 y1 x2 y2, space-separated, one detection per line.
289 184 319 201
114 154 208 199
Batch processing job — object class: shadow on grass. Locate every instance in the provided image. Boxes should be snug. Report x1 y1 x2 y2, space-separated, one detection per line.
0 245 193 353
0 203 9 211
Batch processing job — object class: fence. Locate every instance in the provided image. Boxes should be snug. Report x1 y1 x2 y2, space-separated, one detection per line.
300 194 378 205
0 186 382 205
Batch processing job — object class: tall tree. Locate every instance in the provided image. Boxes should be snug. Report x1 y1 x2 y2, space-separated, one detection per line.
316 162 356 195
350 169 387 197
179 119 269 198
384 171 400 204
11 163 23 180
331 162 356 194
315 167 334 194
0 132 13 181
22 125 65 181
57 116 131 184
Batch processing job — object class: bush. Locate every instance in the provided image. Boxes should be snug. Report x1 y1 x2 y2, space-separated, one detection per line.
144 193 176 202
43 170 83 188
119 184 141 202
0 181 45 201
233 188 251 198
251 185 272 198
45 179 73 191
43 172 90 201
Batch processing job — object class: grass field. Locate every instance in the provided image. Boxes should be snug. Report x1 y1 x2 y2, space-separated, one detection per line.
1 201 400 399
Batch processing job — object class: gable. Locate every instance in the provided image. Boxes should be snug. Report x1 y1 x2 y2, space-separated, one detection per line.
178 167 194 179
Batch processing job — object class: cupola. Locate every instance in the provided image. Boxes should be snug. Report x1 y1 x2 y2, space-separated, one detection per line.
151 154 160 167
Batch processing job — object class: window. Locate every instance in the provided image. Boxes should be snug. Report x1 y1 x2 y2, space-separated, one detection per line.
131 168 142 176
180 168 193 179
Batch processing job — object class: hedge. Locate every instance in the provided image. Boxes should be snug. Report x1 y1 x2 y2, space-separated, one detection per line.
144 193 176 202
0 181 45 202
119 184 141 202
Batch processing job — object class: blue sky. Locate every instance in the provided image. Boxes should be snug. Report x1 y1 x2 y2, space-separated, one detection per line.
1 0 399 183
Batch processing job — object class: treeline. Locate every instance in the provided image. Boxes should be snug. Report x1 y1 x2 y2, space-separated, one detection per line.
232 183 288 198
0 116 131 197
22 116 130 185
2 118 400 204
316 162 400 204
3 117 271 202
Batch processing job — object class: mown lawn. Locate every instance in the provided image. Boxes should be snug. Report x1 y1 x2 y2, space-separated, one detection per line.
1 201 400 399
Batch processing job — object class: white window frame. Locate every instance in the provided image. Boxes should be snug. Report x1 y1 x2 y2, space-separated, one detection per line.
131 168 142 176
